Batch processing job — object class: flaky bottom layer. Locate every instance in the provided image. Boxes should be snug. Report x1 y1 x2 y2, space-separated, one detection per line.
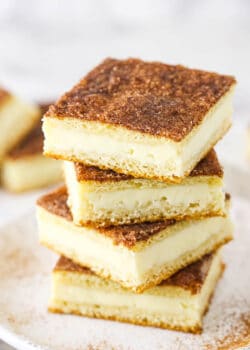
49 303 203 334
49 264 224 334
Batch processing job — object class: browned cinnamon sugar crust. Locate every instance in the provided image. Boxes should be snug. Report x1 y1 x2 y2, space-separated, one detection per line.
74 149 222 182
99 220 178 248
46 58 236 141
8 103 51 159
37 186 178 248
189 149 223 177
55 253 215 295
8 122 43 159
161 254 215 293
0 88 10 106
37 186 72 221
75 162 133 182
55 256 93 275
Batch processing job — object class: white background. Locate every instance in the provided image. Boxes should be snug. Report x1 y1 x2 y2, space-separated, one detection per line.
0 0 249 121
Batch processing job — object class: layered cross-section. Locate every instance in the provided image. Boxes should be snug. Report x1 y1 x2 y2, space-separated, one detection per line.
50 251 224 333
36 187 232 292
2 104 62 192
0 88 40 160
64 149 225 226
43 58 236 181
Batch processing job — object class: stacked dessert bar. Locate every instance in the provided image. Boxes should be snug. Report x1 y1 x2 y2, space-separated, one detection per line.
0 88 40 161
0 92 62 192
37 58 236 333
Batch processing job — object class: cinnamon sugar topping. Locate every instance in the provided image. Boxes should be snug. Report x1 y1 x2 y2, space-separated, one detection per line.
37 186 72 222
47 58 236 141
161 253 215 293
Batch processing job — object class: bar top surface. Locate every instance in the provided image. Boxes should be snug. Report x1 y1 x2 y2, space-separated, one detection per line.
46 58 235 141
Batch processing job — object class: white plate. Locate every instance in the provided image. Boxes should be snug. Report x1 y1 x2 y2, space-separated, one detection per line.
0 168 250 350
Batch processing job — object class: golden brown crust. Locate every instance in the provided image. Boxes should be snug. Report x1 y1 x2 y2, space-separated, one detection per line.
74 149 222 182
46 58 236 142
37 186 176 247
48 306 202 334
189 149 223 177
95 221 176 248
37 186 72 221
7 103 51 159
55 256 93 275
39 103 53 115
55 253 214 295
160 253 214 292
75 162 133 182
0 88 10 105
8 122 43 159
77 208 225 228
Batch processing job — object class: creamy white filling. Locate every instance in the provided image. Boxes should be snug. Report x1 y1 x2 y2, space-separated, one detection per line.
64 160 88 217
87 184 222 210
0 96 39 158
43 87 234 177
2 155 62 191
38 207 231 286
44 118 180 173
39 210 138 282
182 90 233 164
52 283 197 316
51 251 222 324
135 216 230 276
64 161 225 224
